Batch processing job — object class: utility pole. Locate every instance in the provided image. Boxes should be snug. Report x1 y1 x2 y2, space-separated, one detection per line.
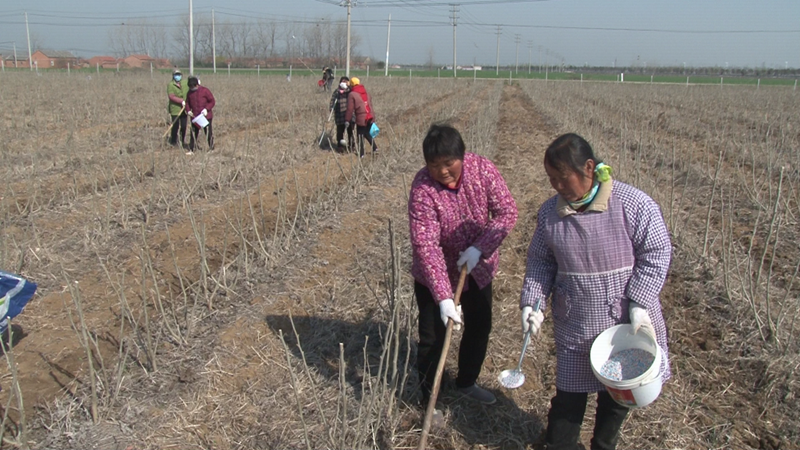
451 4 458 78
495 25 501 76
538 45 542 72
346 0 352 77
514 34 520 73
528 40 532 74
189 0 194 75
13 41 18 68
212 9 216 73
384 14 391 76
25 12 32 71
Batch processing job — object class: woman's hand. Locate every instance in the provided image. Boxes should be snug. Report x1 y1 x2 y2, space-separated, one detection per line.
521 306 544 335
630 301 654 335
457 246 481 274
439 299 462 330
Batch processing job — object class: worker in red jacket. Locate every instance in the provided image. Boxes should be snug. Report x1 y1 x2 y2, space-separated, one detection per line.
344 77 377 158
185 76 216 153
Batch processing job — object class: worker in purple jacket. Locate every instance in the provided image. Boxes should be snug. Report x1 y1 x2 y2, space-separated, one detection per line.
520 133 672 450
409 124 518 407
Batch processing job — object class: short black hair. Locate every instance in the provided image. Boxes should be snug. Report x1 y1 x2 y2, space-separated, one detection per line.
422 124 465 164
544 133 602 174
187 76 199 88
339 76 349 83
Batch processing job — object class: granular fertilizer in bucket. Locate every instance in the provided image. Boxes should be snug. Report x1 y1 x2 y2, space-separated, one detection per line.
599 348 655 381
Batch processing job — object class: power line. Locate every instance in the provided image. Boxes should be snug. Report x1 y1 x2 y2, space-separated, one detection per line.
1 8 795 35
316 0 552 5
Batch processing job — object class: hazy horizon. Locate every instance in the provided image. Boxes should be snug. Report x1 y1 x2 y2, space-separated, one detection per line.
0 0 798 69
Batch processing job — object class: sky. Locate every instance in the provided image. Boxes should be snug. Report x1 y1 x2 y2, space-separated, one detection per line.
0 0 798 69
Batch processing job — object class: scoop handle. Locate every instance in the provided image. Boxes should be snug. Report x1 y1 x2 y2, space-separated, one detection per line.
515 329 531 371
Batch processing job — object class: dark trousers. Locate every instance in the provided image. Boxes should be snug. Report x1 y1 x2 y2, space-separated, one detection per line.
415 277 492 404
189 118 214 151
336 124 355 151
545 389 630 450
169 113 187 147
356 123 377 156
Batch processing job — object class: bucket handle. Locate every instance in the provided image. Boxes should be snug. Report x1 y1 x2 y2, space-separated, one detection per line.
631 326 661 387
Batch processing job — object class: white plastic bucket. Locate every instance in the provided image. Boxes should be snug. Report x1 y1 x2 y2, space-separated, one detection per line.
192 114 209 129
590 324 662 408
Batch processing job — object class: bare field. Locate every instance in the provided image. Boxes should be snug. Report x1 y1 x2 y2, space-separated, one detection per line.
0 71 798 449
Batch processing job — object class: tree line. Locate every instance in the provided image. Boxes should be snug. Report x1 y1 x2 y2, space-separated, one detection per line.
108 14 361 67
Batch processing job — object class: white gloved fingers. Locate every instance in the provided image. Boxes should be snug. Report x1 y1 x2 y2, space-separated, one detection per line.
521 306 544 335
630 301 653 335
454 305 462 331
439 299 462 329
457 246 481 274
521 306 531 333
201 108 208 117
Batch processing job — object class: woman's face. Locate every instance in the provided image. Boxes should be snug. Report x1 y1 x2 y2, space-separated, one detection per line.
427 157 463 189
544 159 595 201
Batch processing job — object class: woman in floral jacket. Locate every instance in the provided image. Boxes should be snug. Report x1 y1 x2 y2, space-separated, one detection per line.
409 124 517 407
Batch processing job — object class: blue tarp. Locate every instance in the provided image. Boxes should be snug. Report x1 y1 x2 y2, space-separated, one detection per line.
0 270 37 334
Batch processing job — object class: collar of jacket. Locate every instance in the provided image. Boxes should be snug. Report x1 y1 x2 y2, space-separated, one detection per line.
556 179 613 218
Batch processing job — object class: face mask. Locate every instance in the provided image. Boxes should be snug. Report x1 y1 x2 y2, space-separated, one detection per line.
174 75 182 82
340 82 348 90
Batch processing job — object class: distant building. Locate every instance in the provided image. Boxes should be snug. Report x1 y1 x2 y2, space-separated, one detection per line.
30 49 77 69
123 54 156 69
88 56 119 69
2 55 30 68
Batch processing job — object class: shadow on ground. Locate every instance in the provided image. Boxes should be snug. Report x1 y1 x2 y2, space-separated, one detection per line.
265 313 545 449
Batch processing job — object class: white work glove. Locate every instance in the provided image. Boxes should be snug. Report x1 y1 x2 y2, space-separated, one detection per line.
630 301 654 335
457 246 481 274
201 108 208 117
187 110 194 117
344 122 350 129
521 306 544 335
439 299 462 331
181 100 185 107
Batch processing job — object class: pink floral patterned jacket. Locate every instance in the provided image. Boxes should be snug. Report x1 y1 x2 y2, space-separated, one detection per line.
409 152 518 302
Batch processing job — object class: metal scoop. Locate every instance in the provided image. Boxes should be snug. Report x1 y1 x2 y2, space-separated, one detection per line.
498 328 532 389
499 299 541 389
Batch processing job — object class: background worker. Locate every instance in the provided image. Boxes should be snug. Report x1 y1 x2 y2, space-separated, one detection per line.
409 124 518 408
167 68 189 148
185 76 216 153
330 76 354 153
344 77 377 157
322 66 334 91
520 133 672 450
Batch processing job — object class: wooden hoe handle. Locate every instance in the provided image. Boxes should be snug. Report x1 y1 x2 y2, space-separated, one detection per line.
162 105 186 139
418 264 468 450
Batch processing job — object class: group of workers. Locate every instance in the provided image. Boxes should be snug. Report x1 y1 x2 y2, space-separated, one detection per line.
409 125 672 450
164 65 671 450
329 75 378 157
166 67 379 158
166 68 216 154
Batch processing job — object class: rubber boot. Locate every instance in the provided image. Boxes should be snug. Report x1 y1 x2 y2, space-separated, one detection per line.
545 390 588 450
589 391 629 450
